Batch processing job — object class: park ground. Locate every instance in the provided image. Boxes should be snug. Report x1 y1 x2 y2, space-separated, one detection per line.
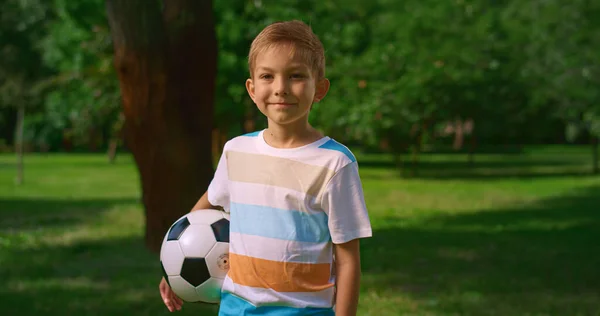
0 146 599 315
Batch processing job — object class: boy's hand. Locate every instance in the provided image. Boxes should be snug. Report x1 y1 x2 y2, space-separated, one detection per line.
159 277 183 312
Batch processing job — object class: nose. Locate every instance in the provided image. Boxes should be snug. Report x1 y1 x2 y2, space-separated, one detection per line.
273 77 289 96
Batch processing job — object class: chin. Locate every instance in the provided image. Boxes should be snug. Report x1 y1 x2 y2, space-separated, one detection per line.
270 118 294 125
265 109 310 125
269 116 302 125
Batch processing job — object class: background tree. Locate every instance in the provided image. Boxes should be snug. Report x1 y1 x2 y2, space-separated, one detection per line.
0 0 53 184
105 0 217 253
38 0 122 158
505 0 600 173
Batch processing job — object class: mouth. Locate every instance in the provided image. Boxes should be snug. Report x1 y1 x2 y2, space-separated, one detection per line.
269 103 296 107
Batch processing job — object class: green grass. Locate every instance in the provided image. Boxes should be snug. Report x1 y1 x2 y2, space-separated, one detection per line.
1 147 599 315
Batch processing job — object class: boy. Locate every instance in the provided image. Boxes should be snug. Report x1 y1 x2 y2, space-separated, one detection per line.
159 20 372 316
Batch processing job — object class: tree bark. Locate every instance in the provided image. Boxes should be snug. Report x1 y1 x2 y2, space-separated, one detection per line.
106 0 217 253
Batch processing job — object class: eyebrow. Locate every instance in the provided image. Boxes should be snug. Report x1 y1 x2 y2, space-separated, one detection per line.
256 65 309 72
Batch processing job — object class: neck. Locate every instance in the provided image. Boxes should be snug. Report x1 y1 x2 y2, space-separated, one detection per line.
265 119 322 148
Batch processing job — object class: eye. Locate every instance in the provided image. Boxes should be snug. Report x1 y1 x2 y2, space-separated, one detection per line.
259 74 273 79
290 73 306 79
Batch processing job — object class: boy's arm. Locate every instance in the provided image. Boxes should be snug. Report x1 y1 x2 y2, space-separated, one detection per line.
190 190 222 212
333 238 362 316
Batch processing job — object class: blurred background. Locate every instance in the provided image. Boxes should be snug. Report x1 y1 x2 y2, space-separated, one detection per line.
1 0 599 315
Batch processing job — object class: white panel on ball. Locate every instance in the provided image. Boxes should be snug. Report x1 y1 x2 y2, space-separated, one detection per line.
168 276 201 302
204 242 230 279
161 241 185 276
187 209 225 225
178 225 217 258
196 277 224 303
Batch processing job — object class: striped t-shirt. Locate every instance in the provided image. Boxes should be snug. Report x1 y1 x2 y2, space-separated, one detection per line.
207 129 372 315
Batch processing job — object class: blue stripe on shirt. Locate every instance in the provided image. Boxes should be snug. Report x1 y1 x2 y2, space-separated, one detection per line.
230 202 330 243
218 292 335 316
243 130 261 137
318 139 356 162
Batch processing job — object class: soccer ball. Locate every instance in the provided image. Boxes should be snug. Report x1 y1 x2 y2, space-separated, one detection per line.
160 209 230 303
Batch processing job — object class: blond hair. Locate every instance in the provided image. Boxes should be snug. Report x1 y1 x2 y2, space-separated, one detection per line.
248 20 326 79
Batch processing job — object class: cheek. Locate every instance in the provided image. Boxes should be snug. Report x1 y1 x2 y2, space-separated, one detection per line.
294 83 314 97
252 86 268 101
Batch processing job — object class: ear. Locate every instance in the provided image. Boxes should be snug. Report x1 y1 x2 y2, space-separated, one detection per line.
246 78 256 102
313 78 330 103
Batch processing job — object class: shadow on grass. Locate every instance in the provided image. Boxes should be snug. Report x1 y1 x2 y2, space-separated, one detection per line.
0 162 15 169
0 235 219 315
0 194 215 315
362 185 600 315
0 198 138 232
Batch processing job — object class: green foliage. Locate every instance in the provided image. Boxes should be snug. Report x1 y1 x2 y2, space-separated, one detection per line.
38 0 121 149
1 0 120 150
0 0 52 108
2 0 599 153
508 0 600 140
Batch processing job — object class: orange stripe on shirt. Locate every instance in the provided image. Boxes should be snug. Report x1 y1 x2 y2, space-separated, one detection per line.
228 253 334 293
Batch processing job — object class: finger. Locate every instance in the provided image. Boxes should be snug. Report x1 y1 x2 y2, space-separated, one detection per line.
160 281 176 311
159 282 168 297
172 292 183 306
161 289 175 312
170 292 183 310
162 298 174 312
162 291 174 311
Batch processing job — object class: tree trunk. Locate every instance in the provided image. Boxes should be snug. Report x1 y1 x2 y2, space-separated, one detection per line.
107 139 119 164
15 104 24 185
468 133 476 167
211 127 228 164
106 0 217 253
410 133 423 177
453 118 464 150
593 135 598 175
393 152 404 177
107 112 124 164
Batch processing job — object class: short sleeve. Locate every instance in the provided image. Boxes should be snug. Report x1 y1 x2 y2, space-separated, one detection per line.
321 162 372 244
207 146 230 212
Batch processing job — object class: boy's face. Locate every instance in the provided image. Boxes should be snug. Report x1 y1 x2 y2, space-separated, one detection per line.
246 45 329 127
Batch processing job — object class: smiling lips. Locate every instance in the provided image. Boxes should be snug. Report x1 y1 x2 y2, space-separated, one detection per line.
269 102 296 107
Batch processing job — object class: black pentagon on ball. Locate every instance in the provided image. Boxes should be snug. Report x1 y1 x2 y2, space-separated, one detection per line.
167 217 190 241
211 218 230 243
160 261 171 287
181 258 211 287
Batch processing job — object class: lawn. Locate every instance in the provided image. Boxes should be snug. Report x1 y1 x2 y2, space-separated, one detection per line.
0 147 599 315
